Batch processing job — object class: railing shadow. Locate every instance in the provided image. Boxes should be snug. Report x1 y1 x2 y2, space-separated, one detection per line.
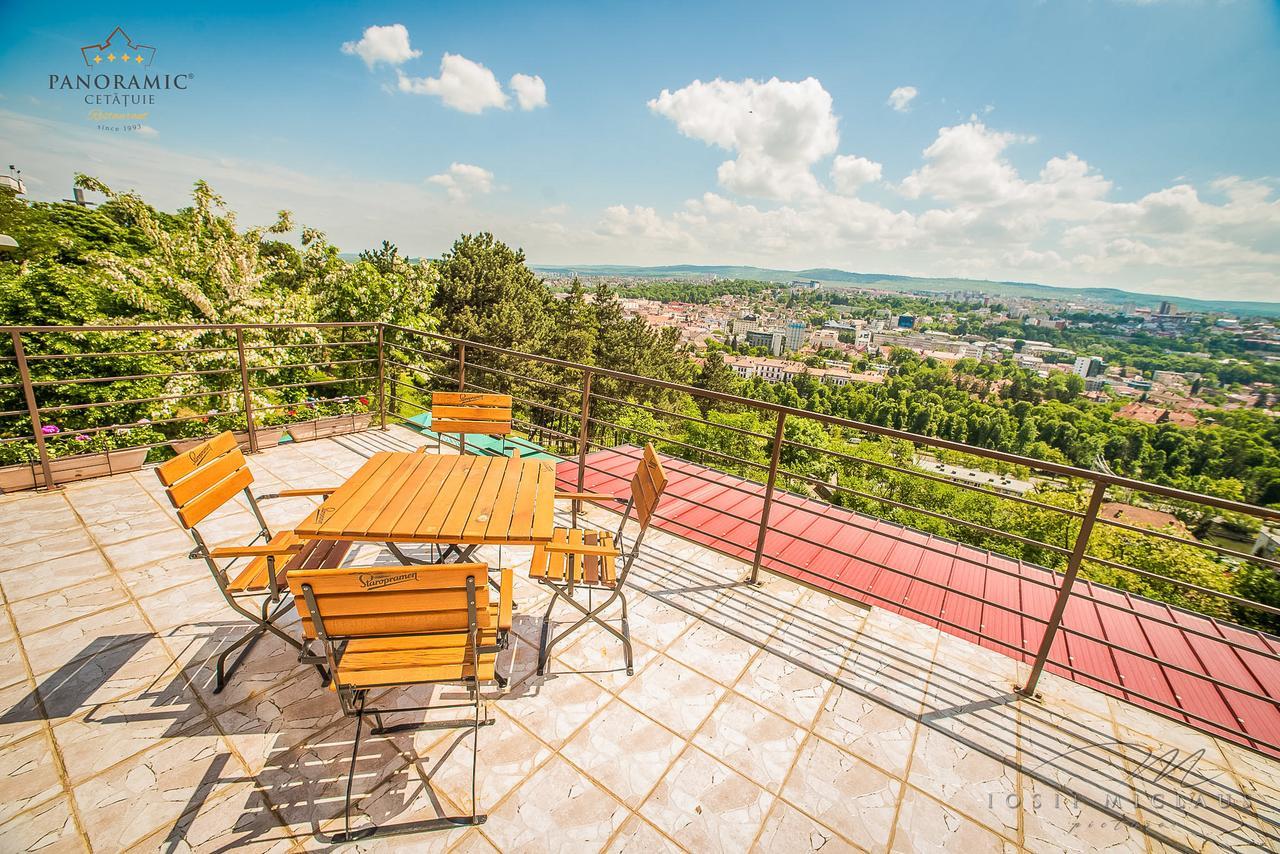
0 633 154 722
656 556 1279 854
327 428 427 458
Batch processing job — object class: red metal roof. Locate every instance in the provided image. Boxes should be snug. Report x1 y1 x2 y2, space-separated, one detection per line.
559 446 1280 758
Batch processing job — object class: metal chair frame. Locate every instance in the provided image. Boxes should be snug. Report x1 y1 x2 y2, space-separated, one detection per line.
185 487 330 692
536 494 652 676
298 572 502 842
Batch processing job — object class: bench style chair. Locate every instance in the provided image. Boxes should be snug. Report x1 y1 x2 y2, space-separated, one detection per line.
429 391 513 456
288 562 513 841
531 443 668 676
155 431 352 692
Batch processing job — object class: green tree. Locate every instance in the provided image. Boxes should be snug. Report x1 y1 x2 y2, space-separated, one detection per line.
317 240 437 329
693 351 741 414
431 232 553 351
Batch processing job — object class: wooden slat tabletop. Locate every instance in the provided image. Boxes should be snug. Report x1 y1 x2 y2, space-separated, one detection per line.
295 453 556 544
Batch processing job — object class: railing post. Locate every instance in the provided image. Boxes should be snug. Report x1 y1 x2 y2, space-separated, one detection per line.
1019 479 1108 697
234 328 258 455
10 330 57 491
457 342 466 391
573 369 594 529
376 324 387 431
749 411 787 584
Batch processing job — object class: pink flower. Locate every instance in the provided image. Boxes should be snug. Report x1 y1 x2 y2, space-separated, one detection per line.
75 434 90 442
41 425 59 435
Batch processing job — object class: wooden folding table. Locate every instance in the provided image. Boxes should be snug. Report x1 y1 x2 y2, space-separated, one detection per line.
294 452 556 564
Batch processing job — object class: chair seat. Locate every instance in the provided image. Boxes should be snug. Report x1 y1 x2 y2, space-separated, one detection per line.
228 534 352 594
529 527 618 587
336 628 502 687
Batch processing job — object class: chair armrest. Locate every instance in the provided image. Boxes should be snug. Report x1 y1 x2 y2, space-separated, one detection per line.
542 542 621 557
497 567 513 631
258 488 339 499
554 491 618 503
209 542 305 559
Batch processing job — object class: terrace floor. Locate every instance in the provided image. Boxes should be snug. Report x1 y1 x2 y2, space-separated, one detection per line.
572 447 1280 758
0 426 1275 853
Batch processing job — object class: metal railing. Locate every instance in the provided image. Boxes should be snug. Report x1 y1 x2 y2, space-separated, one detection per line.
3 321 1279 758
377 323 1280 759
0 323 381 489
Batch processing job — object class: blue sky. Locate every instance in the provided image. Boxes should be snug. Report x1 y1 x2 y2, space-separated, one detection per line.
2 0 1279 300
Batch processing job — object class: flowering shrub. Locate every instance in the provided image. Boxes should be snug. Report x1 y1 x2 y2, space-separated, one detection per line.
0 424 167 466
280 396 372 421
256 406 302 428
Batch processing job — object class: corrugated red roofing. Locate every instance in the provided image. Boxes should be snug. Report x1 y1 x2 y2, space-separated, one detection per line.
559 446 1280 758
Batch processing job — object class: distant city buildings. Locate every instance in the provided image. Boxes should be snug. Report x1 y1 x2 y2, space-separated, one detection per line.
915 456 1034 497
784 321 807 352
570 274 1276 419
724 355 884 387
744 329 786 356
1073 356 1105 379
1115 402 1199 429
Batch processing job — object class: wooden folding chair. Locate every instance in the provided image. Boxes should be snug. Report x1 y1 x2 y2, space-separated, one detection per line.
530 443 668 676
289 563 513 841
155 431 352 692
429 391 512 456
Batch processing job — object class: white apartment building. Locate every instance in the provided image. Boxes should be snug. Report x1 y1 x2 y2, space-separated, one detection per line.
1073 356 1105 379
724 356 885 387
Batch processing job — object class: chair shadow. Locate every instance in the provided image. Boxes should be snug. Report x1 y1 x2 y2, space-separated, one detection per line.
9 531 1273 852
1 633 155 723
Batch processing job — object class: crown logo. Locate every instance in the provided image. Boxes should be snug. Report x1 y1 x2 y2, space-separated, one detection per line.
81 26 156 67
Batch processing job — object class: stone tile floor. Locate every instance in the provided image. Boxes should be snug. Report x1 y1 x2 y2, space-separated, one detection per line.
0 426 1276 853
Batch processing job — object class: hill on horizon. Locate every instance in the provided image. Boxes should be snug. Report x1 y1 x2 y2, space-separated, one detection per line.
530 263 1280 317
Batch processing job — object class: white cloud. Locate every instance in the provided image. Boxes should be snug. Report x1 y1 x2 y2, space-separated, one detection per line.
135 125 158 137
9 79 1278 303
397 53 508 113
901 120 1031 202
887 86 918 112
830 155 882 194
427 162 495 201
648 76 839 201
509 73 547 110
590 92 1280 299
598 204 690 245
341 24 421 68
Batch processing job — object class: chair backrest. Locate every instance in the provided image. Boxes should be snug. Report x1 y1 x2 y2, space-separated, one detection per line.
431 392 513 438
288 563 493 640
155 431 254 530
630 443 668 530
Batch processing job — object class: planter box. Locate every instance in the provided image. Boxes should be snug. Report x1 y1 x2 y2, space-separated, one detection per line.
171 426 286 455
0 446 150 492
285 413 373 443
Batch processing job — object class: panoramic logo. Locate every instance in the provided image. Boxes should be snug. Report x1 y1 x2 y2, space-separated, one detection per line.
81 26 156 67
48 26 193 133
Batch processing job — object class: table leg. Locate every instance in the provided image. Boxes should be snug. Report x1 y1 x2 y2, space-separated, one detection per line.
385 542 437 566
